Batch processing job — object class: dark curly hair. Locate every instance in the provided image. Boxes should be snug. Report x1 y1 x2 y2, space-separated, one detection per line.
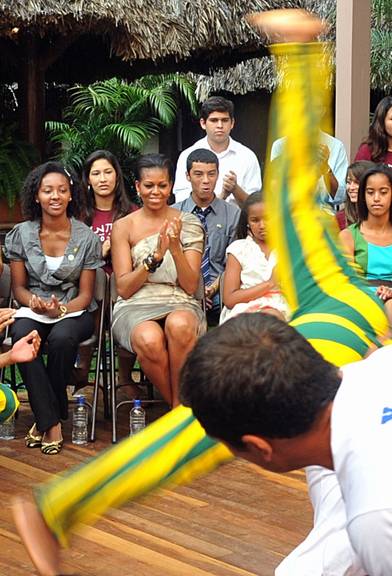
365 96 392 162
21 161 83 221
81 150 133 226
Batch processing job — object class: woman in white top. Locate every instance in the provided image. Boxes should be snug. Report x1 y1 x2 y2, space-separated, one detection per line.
220 192 289 324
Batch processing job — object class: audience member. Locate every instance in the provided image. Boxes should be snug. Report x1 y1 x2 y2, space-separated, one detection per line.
173 97 261 205
340 165 392 327
271 129 348 208
79 150 138 394
344 160 375 226
4 162 103 455
220 192 289 323
355 96 392 167
174 148 239 324
111 153 205 407
82 149 136 274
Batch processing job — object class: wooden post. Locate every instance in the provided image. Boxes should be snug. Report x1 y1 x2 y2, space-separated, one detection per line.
335 0 371 162
19 35 46 159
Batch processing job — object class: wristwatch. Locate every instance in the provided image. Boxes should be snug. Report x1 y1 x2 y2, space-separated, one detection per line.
58 305 68 318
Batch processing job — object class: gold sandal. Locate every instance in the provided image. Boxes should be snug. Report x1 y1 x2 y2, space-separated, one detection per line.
40 438 63 455
25 425 43 448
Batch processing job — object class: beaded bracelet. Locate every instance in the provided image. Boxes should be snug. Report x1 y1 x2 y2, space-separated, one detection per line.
143 253 163 273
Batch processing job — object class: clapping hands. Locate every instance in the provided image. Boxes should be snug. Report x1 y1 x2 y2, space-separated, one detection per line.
155 218 182 260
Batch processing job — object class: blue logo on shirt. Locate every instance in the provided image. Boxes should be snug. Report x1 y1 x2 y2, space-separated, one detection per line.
381 407 392 424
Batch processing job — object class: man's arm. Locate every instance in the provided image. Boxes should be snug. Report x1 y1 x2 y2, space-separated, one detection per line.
325 140 349 205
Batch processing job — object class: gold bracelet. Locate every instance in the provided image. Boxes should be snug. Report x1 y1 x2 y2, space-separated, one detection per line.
58 305 67 319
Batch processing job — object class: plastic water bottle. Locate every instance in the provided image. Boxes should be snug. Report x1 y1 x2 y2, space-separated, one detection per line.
0 415 15 440
72 395 88 445
129 399 145 436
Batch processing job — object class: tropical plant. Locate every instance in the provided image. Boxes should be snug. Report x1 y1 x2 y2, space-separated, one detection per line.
371 0 392 92
46 74 198 171
0 123 38 207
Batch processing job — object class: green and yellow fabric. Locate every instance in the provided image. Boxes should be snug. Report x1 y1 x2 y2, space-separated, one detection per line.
35 40 389 547
0 383 19 423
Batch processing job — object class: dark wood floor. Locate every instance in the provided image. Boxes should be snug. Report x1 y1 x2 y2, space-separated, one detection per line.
0 389 312 575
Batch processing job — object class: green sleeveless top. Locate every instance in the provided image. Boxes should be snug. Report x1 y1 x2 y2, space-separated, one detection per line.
348 222 368 273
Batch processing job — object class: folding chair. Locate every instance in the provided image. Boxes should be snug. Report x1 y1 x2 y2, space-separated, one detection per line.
109 275 157 443
0 264 15 386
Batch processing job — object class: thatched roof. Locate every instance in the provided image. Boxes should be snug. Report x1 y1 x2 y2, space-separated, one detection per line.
0 0 333 75
195 0 392 95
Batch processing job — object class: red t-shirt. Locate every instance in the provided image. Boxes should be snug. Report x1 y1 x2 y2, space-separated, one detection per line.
354 143 392 167
91 208 114 274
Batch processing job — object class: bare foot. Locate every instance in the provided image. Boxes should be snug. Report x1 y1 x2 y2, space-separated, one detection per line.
247 8 327 43
43 422 63 444
12 497 61 576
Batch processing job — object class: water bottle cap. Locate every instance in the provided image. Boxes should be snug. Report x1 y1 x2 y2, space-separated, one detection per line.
76 395 86 405
134 399 141 408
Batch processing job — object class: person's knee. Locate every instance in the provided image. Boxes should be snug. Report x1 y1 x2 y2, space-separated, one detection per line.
165 314 197 345
132 330 166 362
10 320 34 342
47 330 78 352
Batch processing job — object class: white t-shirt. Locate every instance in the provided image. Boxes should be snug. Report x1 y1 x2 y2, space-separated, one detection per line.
173 136 262 204
276 346 392 576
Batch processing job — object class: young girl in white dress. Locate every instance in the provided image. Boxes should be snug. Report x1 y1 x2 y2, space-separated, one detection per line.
220 192 290 324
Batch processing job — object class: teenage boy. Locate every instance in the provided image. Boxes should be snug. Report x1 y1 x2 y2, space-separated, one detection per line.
173 97 261 206
174 148 240 323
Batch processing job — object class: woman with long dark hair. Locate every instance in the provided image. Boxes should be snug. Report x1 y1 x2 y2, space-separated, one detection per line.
4 162 103 454
355 96 392 166
81 150 136 273
340 165 392 325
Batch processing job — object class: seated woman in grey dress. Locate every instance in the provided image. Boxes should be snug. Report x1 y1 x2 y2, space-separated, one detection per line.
4 162 103 455
111 154 205 407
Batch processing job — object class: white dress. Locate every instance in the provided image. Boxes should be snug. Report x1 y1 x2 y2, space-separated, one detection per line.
219 235 290 324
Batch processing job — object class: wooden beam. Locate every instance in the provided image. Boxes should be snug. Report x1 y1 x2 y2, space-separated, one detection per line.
19 35 45 159
335 0 371 162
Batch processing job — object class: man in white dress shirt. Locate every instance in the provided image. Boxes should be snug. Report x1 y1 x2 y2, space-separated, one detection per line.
173 96 262 206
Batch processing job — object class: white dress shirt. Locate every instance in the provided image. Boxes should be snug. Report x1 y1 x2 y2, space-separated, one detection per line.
173 136 262 204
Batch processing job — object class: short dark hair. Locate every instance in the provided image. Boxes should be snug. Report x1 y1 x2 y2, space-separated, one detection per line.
357 164 392 224
200 96 234 121
186 148 219 173
20 161 83 221
236 191 263 239
135 153 174 182
180 313 340 447
82 149 133 225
